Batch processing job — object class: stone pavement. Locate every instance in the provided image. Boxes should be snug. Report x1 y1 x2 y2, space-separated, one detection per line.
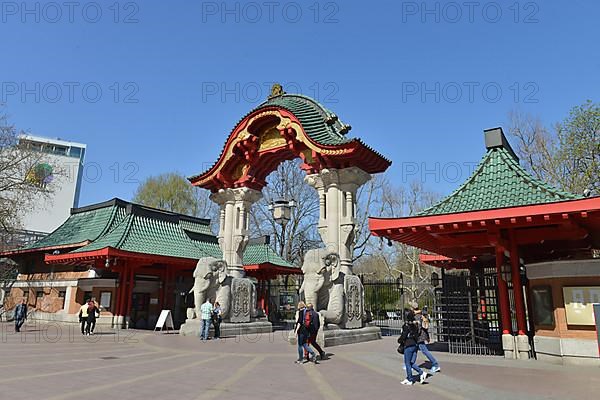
0 322 598 400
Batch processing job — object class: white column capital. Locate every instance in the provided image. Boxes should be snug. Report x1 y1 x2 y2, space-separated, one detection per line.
210 187 263 206
305 167 371 191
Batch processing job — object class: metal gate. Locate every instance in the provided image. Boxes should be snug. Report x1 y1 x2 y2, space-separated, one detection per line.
361 276 436 336
434 267 502 355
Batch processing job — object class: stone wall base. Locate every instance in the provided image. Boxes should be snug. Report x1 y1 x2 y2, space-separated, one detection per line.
179 319 272 337
533 335 599 366
288 325 381 347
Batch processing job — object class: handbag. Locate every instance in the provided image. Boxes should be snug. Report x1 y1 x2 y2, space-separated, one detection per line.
397 343 405 354
397 336 405 354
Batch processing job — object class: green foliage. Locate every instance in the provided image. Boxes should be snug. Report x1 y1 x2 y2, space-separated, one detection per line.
509 100 600 196
555 100 600 194
133 173 217 220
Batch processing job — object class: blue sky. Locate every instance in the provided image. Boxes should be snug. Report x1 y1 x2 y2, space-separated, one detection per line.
2 0 599 206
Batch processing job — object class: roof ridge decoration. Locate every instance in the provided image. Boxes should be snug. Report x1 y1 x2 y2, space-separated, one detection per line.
418 128 581 217
190 84 391 192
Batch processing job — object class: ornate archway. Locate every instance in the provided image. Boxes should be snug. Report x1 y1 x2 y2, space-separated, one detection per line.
190 84 391 279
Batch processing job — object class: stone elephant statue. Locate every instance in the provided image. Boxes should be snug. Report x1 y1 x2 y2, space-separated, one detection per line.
190 257 231 320
300 249 345 326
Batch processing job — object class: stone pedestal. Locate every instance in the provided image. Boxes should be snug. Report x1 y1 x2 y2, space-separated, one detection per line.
288 324 381 347
516 334 531 359
343 275 364 329
180 319 272 337
230 278 254 323
502 333 516 359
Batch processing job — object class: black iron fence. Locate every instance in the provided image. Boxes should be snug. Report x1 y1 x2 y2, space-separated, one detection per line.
361 276 437 336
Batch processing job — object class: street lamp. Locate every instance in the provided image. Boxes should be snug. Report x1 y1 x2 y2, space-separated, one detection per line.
268 199 296 225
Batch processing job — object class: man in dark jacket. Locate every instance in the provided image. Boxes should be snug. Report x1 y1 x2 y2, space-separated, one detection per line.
14 299 27 332
305 303 326 361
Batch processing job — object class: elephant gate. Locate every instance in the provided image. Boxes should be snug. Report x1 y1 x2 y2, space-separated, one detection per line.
185 84 391 342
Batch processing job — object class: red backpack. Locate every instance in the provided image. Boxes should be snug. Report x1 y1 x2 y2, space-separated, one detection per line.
304 309 313 330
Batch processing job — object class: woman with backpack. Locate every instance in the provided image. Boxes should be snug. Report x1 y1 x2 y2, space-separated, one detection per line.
294 301 318 364
398 309 427 385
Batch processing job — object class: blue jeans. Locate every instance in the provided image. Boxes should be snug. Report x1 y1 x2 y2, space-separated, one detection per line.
297 333 315 361
403 345 423 381
200 319 211 339
412 343 439 368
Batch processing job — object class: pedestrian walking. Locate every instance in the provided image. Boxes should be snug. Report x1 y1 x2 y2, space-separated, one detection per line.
294 301 318 364
305 303 326 361
14 299 27 332
78 300 89 335
212 301 222 339
86 299 99 335
412 304 440 374
398 309 427 385
199 298 214 340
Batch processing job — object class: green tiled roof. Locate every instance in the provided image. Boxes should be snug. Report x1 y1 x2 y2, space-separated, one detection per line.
22 198 294 269
71 213 213 260
418 147 581 216
23 200 128 250
254 94 352 146
243 244 291 268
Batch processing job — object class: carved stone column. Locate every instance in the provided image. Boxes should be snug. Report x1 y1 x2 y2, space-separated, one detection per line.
305 167 371 275
210 187 262 278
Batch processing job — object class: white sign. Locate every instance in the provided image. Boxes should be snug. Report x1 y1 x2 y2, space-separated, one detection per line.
154 310 174 332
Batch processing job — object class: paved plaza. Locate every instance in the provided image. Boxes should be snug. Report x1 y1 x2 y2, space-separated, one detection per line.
0 322 597 400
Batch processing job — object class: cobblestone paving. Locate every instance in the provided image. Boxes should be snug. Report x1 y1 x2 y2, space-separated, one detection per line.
0 322 598 400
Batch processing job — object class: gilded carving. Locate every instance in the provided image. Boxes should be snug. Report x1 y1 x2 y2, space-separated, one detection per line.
259 127 286 151
196 109 352 186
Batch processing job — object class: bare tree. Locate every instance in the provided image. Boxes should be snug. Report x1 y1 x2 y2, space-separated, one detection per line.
249 160 320 266
0 109 56 250
354 179 440 300
508 102 600 195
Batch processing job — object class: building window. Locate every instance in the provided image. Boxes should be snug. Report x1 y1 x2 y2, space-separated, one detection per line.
100 292 112 311
36 290 44 299
69 146 82 158
531 286 554 327
58 290 66 298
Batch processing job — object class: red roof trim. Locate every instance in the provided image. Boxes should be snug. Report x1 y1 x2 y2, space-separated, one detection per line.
1 241 90 257
243 263 301 275
44 247 197 266
370 197 600 234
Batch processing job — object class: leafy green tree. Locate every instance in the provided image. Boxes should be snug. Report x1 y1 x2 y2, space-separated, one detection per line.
509 100 600 195
133 172 218 222
555 100 600 194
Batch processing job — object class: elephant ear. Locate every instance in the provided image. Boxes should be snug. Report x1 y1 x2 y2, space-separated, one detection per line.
324 253 341 281
215 260 228 284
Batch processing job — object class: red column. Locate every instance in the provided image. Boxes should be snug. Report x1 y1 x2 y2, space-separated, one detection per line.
126 266 135 318
496 246 512 335
115 267 123 318
116 265 128 318
509 236 527 335
158 268 166 310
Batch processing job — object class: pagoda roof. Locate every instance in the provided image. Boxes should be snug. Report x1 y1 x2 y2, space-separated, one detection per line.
369 128 600 263
189 89 391 191
6 199 294 271
253 93 352 146
419 128 581 216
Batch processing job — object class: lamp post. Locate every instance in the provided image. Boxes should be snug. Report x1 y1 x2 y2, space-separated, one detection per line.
268 190 296 321
268 197 296 258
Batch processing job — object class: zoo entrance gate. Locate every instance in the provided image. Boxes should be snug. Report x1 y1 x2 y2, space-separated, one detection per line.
361 267 503 356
